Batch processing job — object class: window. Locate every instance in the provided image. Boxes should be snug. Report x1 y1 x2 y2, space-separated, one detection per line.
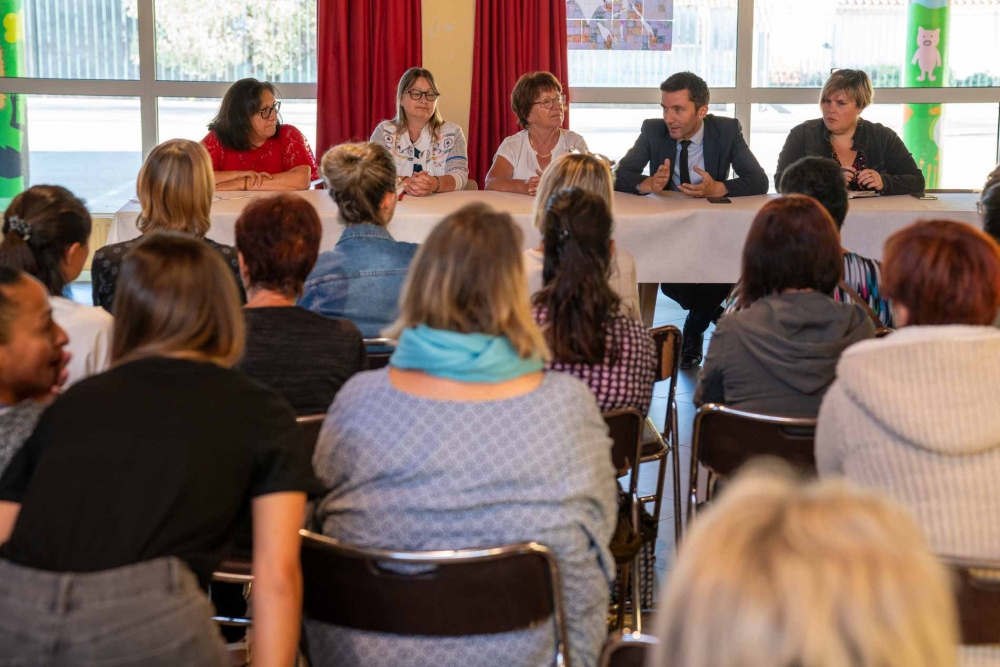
568 0 738 88
19 0 139 80
153 0 317 82
753 0 1000 88
16 95 143 211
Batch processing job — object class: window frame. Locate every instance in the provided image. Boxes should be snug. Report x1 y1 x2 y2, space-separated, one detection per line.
568 0 1000 167
0 0 317 161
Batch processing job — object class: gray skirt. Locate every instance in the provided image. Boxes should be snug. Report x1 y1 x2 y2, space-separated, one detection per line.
0 556 228 667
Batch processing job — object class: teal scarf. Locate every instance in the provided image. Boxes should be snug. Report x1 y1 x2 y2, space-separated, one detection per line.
390 325 543 383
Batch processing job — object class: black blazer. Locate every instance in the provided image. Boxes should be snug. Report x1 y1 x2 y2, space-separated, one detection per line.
775 118 925 196
614 114 769 197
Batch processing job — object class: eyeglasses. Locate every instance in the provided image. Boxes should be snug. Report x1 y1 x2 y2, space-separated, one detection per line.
532 94 566 110
258 101 281 120
406 89 440 102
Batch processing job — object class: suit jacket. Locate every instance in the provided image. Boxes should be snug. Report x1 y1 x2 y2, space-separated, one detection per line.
614 115 769 197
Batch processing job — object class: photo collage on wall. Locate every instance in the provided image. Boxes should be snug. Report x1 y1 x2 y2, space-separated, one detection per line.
567 1 674 51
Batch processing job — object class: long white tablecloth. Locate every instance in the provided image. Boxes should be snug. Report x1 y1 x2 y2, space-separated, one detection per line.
109 190 982 283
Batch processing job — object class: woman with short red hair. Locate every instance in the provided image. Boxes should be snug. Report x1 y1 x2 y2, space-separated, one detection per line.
818 220 1000 663
235 194 366 415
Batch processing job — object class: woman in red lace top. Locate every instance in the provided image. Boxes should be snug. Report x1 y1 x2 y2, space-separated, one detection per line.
201 78 318 191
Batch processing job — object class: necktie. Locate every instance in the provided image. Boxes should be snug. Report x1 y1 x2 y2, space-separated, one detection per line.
679 139 692 186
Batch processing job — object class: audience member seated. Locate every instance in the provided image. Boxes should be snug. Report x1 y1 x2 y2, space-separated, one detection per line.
235 194 366 415
526 152 641 320
371 67 469 195
695 196 874 416
817 221 1000 667
300 142 418 339
989 164 1000 182
1 186 113 386
202 77 318 191
0 268 67 476
533 188 656 414
92 139 244 312
650 468 958 667
981 175 1000 243
485 71 588 194
0 232 316 666
775 69 924 195
307 203 617 667
725 156 893 327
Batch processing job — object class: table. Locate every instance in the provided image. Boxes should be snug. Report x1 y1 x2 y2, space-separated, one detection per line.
110 190 982 283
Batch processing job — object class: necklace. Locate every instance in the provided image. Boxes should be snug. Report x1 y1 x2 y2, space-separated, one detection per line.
528 134 556 159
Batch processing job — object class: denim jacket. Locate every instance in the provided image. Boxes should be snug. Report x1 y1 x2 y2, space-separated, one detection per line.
299 223 418 339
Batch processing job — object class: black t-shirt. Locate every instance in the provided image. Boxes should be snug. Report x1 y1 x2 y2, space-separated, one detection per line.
0 357 320 586
238 307 367 416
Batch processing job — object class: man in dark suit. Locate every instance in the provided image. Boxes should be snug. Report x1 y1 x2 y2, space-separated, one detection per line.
615 71 768 369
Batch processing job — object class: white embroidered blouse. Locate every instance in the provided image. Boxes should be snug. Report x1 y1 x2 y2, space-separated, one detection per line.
370 120 469 191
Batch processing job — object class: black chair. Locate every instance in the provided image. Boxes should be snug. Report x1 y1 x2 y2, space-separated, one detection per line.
643 325 683 546
210 558 253 628
688 404 816 524
296 413 325 459
605 408 646 632
599 632 659 667
942 556 1000 645
299 529 572 666
363 337 395 370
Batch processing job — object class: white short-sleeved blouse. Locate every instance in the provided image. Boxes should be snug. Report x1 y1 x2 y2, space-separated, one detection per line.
493 129 589 180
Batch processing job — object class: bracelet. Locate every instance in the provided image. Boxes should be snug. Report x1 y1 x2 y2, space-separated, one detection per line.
432 176 441 194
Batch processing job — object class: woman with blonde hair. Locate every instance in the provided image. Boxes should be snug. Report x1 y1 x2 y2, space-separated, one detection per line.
651 469 958 667
92 138 243 311
525 151 641 320
300 141 418 338
307 203 618 667
0 232 318 666
775 69 923 194
370 67 469 196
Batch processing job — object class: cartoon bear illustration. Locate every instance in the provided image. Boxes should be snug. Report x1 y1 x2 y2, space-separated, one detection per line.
911 27 942 82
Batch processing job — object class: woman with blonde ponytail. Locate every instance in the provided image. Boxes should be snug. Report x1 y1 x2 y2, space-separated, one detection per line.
299 141 418 338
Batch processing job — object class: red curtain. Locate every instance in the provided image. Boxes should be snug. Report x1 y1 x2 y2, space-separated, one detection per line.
469 0 569 183
316 0 423 159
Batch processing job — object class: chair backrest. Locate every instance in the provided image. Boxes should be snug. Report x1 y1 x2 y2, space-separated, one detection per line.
604 408 645 481
364 337 396 370
599 633 659 667
649 325 682 387
299 530 572 665
942 556 1000 645
296 413 325 459
692 404 817 477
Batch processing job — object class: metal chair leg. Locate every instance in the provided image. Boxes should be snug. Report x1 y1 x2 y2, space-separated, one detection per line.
631 553 642 633
671 399 683 547
616 561 630 631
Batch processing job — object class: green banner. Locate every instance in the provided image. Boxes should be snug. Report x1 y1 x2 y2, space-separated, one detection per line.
903 0 949 189
0 0 25 207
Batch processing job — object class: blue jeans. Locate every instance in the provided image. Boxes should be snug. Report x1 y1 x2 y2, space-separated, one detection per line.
0 557 228 666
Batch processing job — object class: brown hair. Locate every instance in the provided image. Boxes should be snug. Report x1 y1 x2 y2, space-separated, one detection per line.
0 185 91 296
511 71 563 129
111 231 244 367
234 194 322 298
883 219 1000 326
392 67 445 142
821 69 874 111
738 195 842 307
321 142 397 226
652 468 958 667
386 203 548 359
136 139 215 237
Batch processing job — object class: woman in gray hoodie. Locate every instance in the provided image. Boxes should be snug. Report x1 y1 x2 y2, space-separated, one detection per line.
694 195 874 417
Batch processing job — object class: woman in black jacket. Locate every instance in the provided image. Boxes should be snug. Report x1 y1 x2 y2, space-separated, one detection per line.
775 69 925 196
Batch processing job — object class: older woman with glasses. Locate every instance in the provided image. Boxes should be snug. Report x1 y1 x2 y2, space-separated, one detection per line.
774 69 923 195
485 71 589 195
201 78 318 191
371 67 469 196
